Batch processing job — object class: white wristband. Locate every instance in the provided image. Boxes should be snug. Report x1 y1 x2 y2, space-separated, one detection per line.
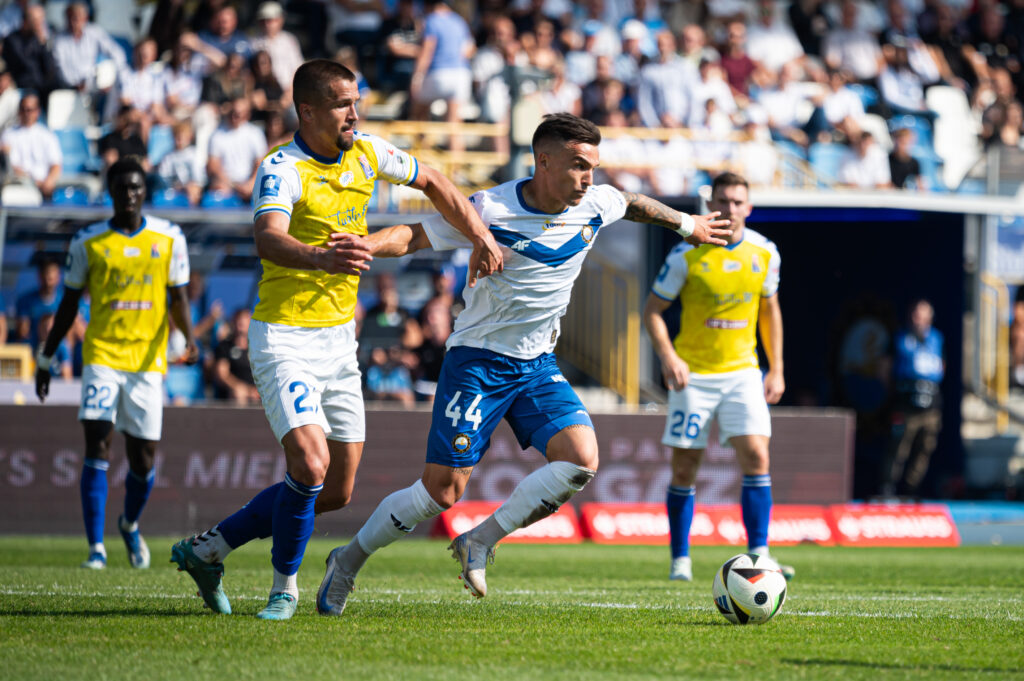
675 213 695 238
36 350 53 372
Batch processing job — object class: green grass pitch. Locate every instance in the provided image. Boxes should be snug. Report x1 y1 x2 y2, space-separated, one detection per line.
1 536 1022 680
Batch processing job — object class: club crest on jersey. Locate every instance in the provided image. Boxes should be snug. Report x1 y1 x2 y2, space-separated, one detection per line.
151 244 160 258
340 170 354 186
452 433 472 453
260 174 281 198
723 260 742 272
357 155 375 179
580 225 595 243
751 258 762 273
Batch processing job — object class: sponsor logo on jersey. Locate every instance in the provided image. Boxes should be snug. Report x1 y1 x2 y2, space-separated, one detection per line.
452 433 472 453
123 246 140 257
510 239 532 251
723 260 742 272
110 300 154 311
357 154 375 179
260 174 281 198
699 261 710 273
705 318 749 329
339 171 354 186
317 175 329 185
327 203 369 228
542 219 565 231
550 374 567 383
269 152 284 165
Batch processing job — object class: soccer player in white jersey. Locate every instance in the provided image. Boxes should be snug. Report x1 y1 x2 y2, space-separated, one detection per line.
643 171 792 582
36 157 198 570
314 113 733 615
170 59 502 620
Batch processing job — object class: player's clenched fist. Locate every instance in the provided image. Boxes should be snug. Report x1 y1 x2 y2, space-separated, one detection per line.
322 233 373 275
466 233 504 288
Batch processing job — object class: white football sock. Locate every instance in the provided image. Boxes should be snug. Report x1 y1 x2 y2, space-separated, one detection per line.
192 526 232 564
272 569 298 599
355 480 444 554
491 461 595 536
89 542 106 557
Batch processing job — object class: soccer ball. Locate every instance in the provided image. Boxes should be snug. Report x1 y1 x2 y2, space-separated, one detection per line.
711 553 787 625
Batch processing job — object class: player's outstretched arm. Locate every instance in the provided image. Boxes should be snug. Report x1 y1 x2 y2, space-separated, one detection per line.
410 164 503 286
620 191 732 246
35 287 84 402
643 292 690 391
357 223 432 258
254 211 372 275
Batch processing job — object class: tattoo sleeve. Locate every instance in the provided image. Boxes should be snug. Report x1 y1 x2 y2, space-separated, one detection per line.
620 191 683 229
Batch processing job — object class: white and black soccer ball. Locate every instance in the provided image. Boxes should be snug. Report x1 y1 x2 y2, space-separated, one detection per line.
711 553 787 625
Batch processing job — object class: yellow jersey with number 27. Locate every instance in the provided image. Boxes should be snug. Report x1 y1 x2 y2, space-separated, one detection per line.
650 228 780 374
251 131 419 328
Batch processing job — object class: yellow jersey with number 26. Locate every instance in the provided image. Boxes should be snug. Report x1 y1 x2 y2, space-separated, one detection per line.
65 216 190 374
650 228 780 374
251 131 419 328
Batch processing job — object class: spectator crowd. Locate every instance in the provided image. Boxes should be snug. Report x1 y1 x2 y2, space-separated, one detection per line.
0 0 1021 199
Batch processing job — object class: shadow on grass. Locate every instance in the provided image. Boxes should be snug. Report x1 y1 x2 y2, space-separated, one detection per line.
782 658 1023 675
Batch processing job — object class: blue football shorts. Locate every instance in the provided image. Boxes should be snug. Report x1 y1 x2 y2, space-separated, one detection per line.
425 346 594 468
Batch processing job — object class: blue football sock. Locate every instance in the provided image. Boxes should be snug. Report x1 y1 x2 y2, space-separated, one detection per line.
667 485 695 560
123 470 154 525
741 474 773 550
80 458 109 546
218 482 282 549
270 474 322 576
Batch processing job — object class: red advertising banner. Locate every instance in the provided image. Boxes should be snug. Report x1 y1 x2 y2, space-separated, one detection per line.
828 504 961 547
580 503 837 546
432 501 583 543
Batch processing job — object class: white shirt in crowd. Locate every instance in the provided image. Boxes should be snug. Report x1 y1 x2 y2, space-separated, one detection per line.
1 122 62 182
824 28 883 81
636 57 698 128
53 24 127 90
158 145 207 189
878 66 926 111
250 30 304 92
746 21 804 73
839 143 891 188
208 122 267 184
823 86 866 126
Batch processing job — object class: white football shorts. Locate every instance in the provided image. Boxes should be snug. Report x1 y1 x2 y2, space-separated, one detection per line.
661 368 771 449
249 319 365 444
417 67 472 104
78 364 164 441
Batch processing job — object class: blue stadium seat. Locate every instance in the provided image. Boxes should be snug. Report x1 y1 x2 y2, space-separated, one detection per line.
773 139 808 161
204 270 258 318
691 169 712 190
201 190 246 209
808 142 847 183
847 83 879 110
165 364 205 404
110 34 134 63
55 128 100 175
94 191 113 206
51 186 92 205
2 243 36 268
956 177 986 195
914 154 945 192
151 188 192 208
148 125 175 166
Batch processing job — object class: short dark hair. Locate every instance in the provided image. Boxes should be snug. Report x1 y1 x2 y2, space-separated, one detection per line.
293 59 357 116
107 156 147 192
711 171 749 196
531 113 601 153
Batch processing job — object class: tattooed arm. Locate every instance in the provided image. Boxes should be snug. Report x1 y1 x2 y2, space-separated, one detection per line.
620 191 732 246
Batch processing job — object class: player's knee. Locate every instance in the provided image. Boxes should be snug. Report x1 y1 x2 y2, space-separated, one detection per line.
315 489 351 513
287 455 330 487
547 425 599 470
740 448 770 475
424 481 462 509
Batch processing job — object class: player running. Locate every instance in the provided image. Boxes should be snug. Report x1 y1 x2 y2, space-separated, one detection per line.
314 113 732 615
170 59 502 620
36 157 198 570
642 171 793 582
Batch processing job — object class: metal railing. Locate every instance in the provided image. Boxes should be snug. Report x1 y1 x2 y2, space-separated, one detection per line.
558 252 640 406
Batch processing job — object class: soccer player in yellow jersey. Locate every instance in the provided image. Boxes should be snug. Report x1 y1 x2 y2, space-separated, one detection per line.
643 172 792 582
35 157 198 571
171 59 503 620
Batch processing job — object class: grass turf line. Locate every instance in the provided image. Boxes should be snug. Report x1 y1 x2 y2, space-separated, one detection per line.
1 536 1022 681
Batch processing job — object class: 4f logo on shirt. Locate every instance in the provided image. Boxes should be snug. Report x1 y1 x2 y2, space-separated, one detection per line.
510 239 531 251
357 155 375 179
260 174 281 198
